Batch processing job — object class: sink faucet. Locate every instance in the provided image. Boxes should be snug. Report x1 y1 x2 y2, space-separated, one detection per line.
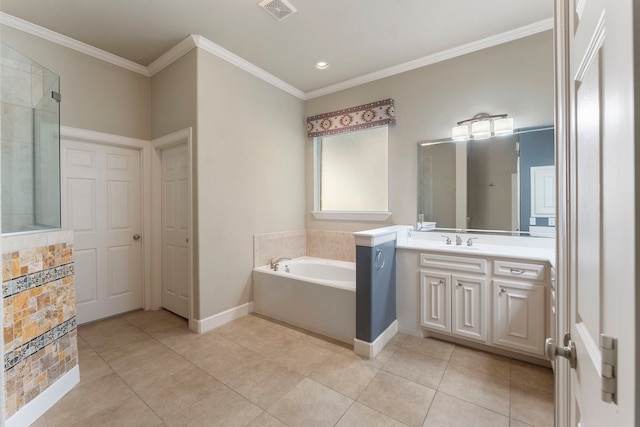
269 257 292 270
467 237 478 246
455 235 462 246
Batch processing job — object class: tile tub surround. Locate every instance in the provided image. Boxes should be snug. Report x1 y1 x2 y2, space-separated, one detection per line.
35 309 554 427
253 229 356 267
2 230 77 419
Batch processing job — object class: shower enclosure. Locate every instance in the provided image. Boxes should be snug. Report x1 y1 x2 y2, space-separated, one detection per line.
1 42 61 234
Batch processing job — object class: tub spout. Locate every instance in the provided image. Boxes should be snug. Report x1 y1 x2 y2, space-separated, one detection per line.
269 256 292 270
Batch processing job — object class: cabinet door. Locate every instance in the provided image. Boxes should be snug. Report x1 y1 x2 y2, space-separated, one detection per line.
420 271 450 333
452 275 487 342
492 280 545 355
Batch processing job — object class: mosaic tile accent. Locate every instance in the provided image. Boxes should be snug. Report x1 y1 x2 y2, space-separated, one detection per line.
2 230 77 419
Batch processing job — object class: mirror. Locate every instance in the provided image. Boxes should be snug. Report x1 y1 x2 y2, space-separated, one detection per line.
417 126 555 237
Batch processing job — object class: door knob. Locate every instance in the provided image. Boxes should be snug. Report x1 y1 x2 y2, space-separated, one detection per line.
545 333 576 368
133 234 141 241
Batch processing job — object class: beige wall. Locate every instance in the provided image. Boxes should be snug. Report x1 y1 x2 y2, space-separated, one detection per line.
195 48 305 319
1 26 151 140
304 31 554 231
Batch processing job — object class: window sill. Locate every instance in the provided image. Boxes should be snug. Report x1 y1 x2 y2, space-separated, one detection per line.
311 211 392 221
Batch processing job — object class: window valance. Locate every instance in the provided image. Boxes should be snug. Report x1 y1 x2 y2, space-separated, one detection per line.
306 98 395 138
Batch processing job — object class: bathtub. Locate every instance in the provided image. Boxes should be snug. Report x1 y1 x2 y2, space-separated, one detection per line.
252 257 355 344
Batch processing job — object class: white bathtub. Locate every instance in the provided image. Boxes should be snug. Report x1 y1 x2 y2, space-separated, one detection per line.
252 257 355 344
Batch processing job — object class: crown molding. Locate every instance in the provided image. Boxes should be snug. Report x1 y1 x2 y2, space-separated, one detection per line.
1 12 551 101
304 17 554 100
192 35 306 100
0 12 150 76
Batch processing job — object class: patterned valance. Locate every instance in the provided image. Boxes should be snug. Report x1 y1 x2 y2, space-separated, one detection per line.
306 98 396 138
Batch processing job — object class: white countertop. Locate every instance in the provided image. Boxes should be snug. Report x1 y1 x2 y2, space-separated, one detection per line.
397 234 555 267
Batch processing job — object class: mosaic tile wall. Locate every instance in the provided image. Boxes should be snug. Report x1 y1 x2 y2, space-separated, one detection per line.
253 229 356 266
2 230 77 418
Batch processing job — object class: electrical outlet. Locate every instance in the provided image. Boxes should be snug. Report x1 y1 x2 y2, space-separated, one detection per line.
548 217 556 226
530 217 536 226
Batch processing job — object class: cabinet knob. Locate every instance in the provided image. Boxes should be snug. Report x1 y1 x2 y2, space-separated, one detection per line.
439 279 445 285
500 288 507 294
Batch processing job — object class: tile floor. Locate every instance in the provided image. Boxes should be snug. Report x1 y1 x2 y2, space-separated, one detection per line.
31 310 554 427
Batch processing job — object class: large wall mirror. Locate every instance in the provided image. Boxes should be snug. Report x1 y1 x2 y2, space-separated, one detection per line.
417 126 555 237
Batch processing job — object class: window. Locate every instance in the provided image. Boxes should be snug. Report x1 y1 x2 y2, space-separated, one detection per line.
313 126 390 220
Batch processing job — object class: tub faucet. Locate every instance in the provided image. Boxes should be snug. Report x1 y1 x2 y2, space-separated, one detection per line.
269 257 292 270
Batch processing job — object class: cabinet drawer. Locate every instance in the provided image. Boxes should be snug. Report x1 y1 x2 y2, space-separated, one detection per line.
493 260 546 281
420 253 487 274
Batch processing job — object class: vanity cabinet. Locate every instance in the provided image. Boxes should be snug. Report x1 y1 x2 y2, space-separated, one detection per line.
420 271 487 342
397 248 552 360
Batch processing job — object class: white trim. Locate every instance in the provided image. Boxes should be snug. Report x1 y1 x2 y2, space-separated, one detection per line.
0 12 149 76
147 35 198 76
353 320 398 359
61 126 148 148
1 12 552 101
195 302 255 333
192 35 306 100
150 128 194 329
6 366 79 427
304 18 554 99
311 211 392 221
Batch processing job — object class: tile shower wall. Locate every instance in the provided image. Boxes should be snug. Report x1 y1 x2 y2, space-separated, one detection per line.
253 229 356 266
2 230 77 418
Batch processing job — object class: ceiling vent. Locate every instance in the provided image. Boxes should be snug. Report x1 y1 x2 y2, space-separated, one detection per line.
259 0 297 21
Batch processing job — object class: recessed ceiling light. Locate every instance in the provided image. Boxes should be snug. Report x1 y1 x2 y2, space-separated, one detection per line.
315 62 330 70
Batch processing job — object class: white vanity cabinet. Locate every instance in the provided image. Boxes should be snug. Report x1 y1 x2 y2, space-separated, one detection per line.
419 253 488 343
491 260 547 355
397 246 552 360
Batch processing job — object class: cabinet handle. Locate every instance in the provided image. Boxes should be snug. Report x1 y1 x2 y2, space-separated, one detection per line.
510 268 525 275
500 288 507 294
457 283 463 287
439 279 445 285
375 249 386 271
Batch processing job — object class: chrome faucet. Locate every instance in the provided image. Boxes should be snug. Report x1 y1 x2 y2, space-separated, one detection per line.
467 237 478 246
269 256 292 271
455 235 462 246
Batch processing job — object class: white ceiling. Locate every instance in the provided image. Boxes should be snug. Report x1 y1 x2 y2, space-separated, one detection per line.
0 0 554 95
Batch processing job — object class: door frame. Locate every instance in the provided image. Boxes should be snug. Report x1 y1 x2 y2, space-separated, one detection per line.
60 125 152 315
151 128 194 330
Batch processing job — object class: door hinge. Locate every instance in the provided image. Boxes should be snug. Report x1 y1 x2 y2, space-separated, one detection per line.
601 334 617 404
51 91 62 103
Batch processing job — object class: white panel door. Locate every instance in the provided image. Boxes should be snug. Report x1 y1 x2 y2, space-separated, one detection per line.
61 139 142 324
452 275 486 342
557 0 636 424
419 270 450 333
161 143 190 318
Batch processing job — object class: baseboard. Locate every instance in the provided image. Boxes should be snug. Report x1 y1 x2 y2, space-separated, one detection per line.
353 319 398 359
6 365 80 427
195 302 254 333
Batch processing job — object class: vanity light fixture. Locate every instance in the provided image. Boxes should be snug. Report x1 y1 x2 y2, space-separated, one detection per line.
315 61 330 70
452 112 514 141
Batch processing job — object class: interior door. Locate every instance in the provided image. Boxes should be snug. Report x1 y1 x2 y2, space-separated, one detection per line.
61 139 143 324
555 0 636 424
160 143 190 318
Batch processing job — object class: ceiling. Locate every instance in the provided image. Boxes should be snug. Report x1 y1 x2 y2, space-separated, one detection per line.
0 0 554 96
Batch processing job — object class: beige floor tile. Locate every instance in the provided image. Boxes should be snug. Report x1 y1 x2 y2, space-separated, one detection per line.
358 371 435 427
76 350 114 385
177 333 264 383
269 340 336 375
29 416 48 427
268 378 353 427
77 316 134 339
438 364 511 416
107 348 192 390
121 309 186 332
44 373 135 427
227 360 305 409
246 411 288 427
423 392 510 427
213 314 278 341
336 402 408 427
79 325 152 354
134 364 222 420
98 335 167 363
164 384 262 427
309 352 379 399
510 382 554 427
510 419 535 427
401 336 455 361
449 345 511 380
510 360 554 394
233 327 299 357
69 395 162 427
382 347 448 389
